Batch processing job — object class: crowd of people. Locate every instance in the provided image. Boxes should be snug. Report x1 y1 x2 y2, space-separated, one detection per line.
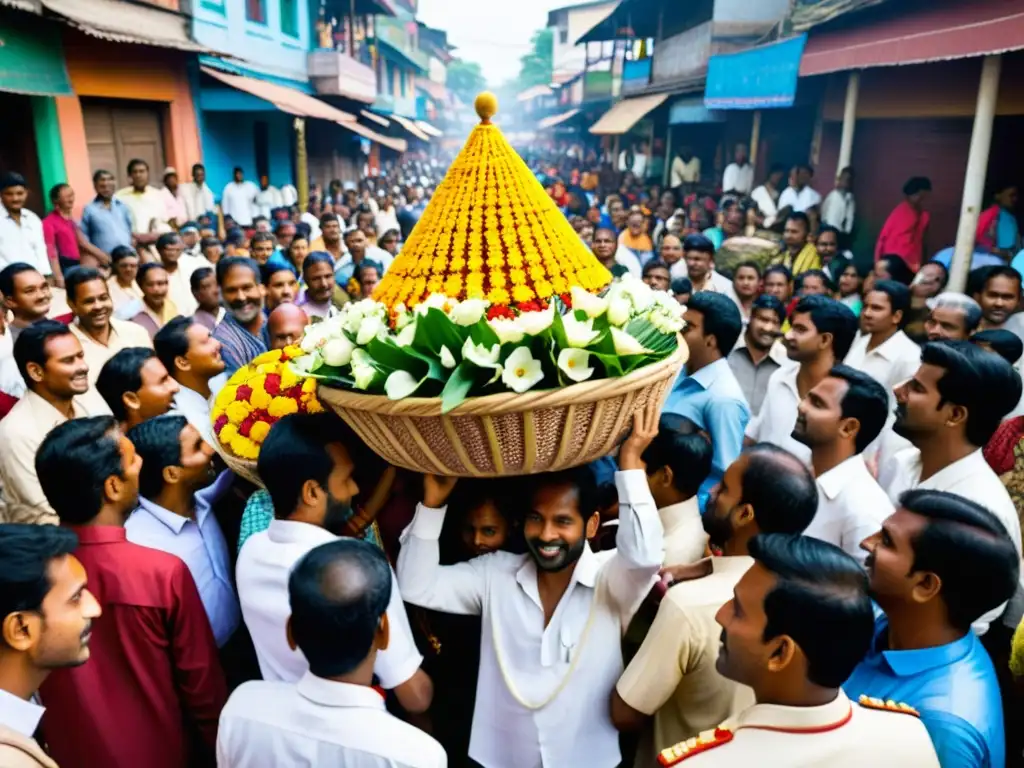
0 139 1023 768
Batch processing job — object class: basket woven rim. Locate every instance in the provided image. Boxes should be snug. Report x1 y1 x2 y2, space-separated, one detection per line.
318 336 687 417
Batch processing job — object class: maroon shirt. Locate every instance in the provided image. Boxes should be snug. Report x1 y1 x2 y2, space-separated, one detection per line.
39 526 227 768
42 210 80 262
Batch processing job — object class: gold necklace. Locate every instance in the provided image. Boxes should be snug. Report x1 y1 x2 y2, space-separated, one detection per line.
490 575 604 711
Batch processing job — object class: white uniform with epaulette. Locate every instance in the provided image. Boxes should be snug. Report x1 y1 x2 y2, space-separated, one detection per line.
657 690 939 767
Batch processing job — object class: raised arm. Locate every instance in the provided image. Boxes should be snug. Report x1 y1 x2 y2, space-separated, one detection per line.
396 476 487 616
605 412 664 618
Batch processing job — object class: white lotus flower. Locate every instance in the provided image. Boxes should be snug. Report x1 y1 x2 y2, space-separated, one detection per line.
557 348 595 383
608 296 632 327
502 346 544 393
462 338 501 369
513 303 555 336
351 350 376 390
356 314 384 346
450 298 488 326
650 309 684 334
415 293 452 316
569 286 609 318
489 317 525 345
395 321 417 347
562 313 600 349
322 336 355 367
290 353 319 375
385 370 420 400
440 345 457 369
619 275 655 312
611 327 653 356
299 323 330 353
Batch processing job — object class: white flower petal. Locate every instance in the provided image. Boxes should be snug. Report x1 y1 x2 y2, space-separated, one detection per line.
557 348 595 383
462 337 501 368
450 298 488 326
395 321 417 347
322 336 355 367
513 303 555 336
489 317 526 345
610 327 653 356
501 347 545 393
384 370 421 400
570 286 609 318
562 314 600 349
608 296 632 327
356 315 384 346
440 345 457 369
352 363 376 390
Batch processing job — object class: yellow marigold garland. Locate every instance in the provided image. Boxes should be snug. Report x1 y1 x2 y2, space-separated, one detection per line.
210 346 323 461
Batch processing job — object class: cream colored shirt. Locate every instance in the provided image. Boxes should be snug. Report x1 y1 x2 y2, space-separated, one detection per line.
71 317 153 386
617 556 755 765
106 276 144 311
660 498 707 567
115 185 169 234
165 265 198 316
0 389 111 525
673 690 939 767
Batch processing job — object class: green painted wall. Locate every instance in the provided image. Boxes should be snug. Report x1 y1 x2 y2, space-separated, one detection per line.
31 97 67 198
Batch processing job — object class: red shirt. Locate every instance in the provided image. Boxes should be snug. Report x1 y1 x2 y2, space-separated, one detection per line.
41 210 80 262
40 526 227 768
874 200 930 271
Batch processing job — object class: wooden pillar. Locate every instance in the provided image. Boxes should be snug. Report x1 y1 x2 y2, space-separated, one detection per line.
295 117 309 212
749 110 762 167
836 70 860 176
950 55 1002 293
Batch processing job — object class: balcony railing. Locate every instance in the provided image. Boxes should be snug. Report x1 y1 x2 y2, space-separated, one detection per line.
375 15 430 71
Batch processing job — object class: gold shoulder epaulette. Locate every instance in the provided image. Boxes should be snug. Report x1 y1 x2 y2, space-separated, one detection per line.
857 694 921 717
657 727 734 766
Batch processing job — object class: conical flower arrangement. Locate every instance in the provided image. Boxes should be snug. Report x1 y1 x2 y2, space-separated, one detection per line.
272 93 688 477
375 94 612 309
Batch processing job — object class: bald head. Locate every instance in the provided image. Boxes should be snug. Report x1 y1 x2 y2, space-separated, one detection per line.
268 303 309 350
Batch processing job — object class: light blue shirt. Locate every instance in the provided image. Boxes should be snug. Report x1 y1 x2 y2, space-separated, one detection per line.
125 470 240 647
662 357 750 508
932 246 1004 272
81 197 134 254
844 614 1004 768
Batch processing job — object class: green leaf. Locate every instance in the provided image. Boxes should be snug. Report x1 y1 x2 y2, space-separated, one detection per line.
365 337 426 377
415 308 468 357
550 310 570 351
590 351 624 377
440 362 476 413
626 318 678 355
468 319 500 347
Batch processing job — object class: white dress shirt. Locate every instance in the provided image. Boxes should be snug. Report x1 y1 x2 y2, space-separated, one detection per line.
0 688 44 738
237 519 422 688
397 470 664 768
217 672 446 768
660 497 707 566
125 470 240 647
777 186 822 214
172 372 227 448
844 330 921 399
0 206 50 275
744 365 811 464
254 186 284 219
614 246 643 279
804 455 893 563
179 181 215 221
879 448 1024 632
750 185 780 228
722 163 754 195
820 189 856 233
221 181 259 227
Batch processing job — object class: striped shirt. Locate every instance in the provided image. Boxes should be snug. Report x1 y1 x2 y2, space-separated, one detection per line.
212 313 269 375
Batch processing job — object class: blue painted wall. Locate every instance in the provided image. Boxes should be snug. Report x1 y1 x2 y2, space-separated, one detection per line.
200 111 295 198
191 0 311 82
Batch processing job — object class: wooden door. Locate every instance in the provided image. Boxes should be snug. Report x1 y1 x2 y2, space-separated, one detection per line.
81 99 166 187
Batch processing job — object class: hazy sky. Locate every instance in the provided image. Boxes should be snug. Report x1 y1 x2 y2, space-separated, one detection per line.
417 0 563 86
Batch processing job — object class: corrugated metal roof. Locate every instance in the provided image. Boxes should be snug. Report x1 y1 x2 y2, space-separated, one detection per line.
40 0 211 52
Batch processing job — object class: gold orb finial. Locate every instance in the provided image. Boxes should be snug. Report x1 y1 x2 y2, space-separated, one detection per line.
475 92 498 123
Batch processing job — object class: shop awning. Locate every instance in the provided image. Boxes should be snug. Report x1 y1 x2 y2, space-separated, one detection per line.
201 66 356 123
362 110 391 127
390 113 431 142
348 121 407 153
517 84 553 102
415 120 443 138
799 0 1024 76
705 35 807 110
40 0 212 53
538 108 580 130
589 93 668 135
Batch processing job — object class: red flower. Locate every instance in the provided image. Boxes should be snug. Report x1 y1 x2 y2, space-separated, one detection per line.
560 293 572 307
235 385 253 401
264 374 282 396
517 300 548 314
214 414 228 434
238 416 255 438
487 305 516 321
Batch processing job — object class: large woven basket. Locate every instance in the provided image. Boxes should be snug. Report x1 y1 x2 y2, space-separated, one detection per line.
318 340 687 477
212 446 263 488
